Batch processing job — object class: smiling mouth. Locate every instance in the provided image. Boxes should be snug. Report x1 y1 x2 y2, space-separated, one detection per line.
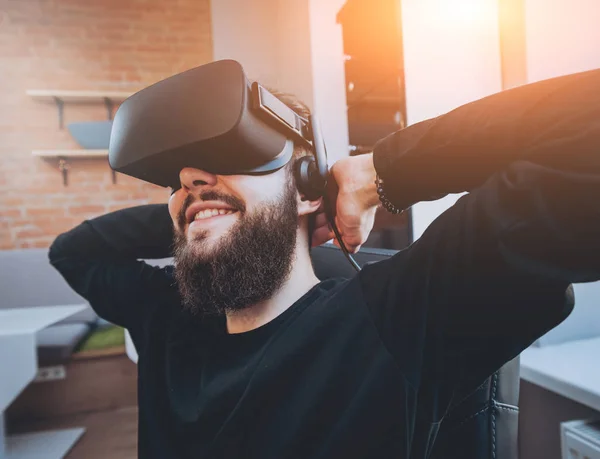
190 208 238 223
194 208 236 220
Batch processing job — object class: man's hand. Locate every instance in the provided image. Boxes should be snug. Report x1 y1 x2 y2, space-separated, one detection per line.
311 153 380 253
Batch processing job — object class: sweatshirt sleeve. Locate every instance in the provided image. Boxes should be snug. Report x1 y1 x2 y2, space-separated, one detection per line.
49 204 179 329
372 68 600 212
360 69 600 428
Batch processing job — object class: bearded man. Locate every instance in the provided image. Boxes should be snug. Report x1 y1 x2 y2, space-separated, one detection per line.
50 71 600 458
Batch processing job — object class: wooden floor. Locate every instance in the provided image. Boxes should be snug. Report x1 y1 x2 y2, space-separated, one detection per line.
11 406 139 459
7 351 139 458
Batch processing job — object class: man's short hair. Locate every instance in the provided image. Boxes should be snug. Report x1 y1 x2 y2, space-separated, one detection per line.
267 88 319 247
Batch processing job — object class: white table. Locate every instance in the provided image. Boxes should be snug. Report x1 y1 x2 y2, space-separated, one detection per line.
0 305 87 459
520 336 600 412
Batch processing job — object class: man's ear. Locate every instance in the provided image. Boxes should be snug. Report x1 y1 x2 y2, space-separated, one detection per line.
297 192 322 217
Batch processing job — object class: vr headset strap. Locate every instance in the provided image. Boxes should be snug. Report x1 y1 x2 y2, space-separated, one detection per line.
251 82 312 148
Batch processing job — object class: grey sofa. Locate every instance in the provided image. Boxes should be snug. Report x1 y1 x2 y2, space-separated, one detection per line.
0 248 98 363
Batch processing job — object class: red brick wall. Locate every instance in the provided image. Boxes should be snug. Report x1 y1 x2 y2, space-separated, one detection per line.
0 0 213 249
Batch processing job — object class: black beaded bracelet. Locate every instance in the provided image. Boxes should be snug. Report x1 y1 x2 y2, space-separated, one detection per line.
375 175 403 214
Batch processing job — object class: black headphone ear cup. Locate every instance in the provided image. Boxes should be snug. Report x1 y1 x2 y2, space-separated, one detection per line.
294 156 323 201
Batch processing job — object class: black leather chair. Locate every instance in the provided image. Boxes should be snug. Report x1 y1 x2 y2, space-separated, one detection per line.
311 244 520 459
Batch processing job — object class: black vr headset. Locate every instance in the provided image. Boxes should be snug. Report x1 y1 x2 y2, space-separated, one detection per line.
109 59 360 271
109 59 327 201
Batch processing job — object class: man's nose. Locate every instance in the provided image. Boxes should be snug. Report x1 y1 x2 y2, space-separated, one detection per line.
179 167 218 192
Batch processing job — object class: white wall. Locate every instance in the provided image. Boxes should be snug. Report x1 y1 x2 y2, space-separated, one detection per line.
524 0 600 346
399 0 503 239
525 0 600 83
399 0 600 345
210 0 349 164
274 0 314 107
309 0 350 164
210 0 280 87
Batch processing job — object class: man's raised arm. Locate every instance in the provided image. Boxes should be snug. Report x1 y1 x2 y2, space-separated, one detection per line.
373 68 600 212
49 204 177 329
347 69 600 428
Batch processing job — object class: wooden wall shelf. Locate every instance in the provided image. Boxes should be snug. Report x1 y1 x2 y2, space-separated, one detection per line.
26 90 133 103
32 150 113 185
28 89 130 185
27 89 135 128
32 149 108 158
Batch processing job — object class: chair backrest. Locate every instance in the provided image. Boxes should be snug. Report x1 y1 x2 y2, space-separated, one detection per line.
430 355 520 459
311 244 520 459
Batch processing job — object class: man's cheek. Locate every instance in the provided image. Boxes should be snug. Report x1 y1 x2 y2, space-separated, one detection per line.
168 193 184 226
168 194 177 216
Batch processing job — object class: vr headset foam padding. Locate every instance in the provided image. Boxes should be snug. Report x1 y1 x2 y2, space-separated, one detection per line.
109 60 305 189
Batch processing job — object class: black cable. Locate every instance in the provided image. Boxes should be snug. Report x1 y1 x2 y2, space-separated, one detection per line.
322 191 361 272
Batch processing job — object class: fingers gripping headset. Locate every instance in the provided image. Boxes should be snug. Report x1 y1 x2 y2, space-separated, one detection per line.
108 59 361 272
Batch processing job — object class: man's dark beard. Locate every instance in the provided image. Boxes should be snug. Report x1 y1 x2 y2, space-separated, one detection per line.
173 181 298 317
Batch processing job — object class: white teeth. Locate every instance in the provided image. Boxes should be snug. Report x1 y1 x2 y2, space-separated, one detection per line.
193 209 235 221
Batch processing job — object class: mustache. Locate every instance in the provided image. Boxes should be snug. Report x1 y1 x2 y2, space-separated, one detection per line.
177 190 247 228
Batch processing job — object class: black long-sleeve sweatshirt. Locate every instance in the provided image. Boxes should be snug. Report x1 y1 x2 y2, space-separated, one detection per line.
49 69 600 459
